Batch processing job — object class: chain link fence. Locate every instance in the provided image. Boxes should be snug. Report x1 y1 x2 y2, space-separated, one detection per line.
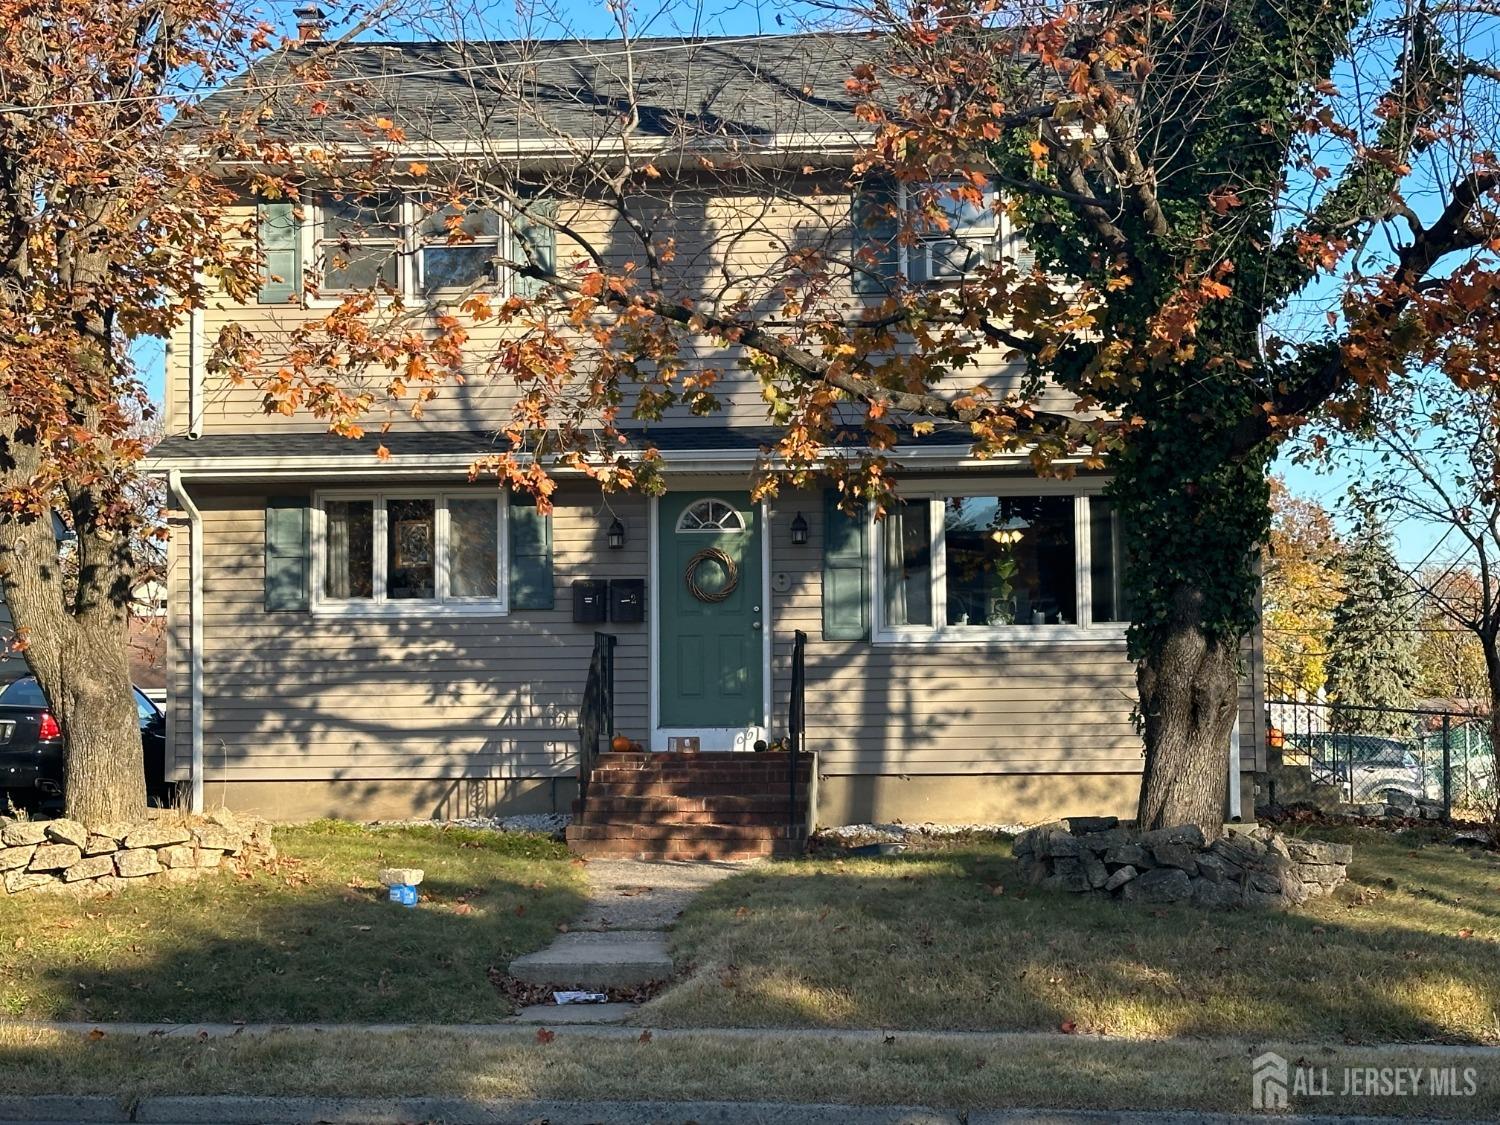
1266 697 1497 821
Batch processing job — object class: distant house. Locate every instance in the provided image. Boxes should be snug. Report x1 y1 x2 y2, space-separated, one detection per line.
149 32 1266 836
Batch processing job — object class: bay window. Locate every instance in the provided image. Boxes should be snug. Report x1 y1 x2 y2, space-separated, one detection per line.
315 491 506 614
875 490 1127 640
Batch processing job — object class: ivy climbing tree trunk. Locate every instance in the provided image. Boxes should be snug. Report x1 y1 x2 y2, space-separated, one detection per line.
1114 416 1272 836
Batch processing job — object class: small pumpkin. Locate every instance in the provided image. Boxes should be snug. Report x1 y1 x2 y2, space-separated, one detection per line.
610 734 632 753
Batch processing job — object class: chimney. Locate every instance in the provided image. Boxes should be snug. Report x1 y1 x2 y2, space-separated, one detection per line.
294 4 327 42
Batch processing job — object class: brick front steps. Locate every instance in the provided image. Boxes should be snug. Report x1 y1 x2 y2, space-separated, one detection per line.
567 752 811 861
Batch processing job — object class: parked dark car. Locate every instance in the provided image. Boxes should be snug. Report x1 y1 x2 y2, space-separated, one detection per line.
0 676 168 808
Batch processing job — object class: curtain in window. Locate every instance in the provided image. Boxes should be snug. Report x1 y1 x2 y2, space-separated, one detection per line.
882 507 909 627
325 505 351 598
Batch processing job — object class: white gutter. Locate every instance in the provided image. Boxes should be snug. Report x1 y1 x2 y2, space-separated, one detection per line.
196 130 872 167
145 447 1072 481
1228 715 1242 821
167 470 205 813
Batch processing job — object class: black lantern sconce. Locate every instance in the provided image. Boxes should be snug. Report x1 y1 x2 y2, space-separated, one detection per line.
789 512 809 546
606 517 627 550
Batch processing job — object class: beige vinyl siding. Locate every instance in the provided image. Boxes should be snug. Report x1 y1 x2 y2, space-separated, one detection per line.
767 491 1262 780
166 178 1057 439
166 476 1266 801
166 481 648 784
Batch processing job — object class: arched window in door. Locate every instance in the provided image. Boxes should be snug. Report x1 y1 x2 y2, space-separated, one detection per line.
675 498 746 533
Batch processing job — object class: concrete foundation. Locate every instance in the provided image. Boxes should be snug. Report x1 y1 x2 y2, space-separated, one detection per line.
196 769 1255 830
199 777 578 823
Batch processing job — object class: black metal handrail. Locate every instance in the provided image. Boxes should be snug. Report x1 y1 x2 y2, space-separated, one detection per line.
789 628 807 830
578 631 617 804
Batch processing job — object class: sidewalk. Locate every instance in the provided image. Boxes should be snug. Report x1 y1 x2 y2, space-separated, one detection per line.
11 1020 1500 1057
0 1095 1486 1125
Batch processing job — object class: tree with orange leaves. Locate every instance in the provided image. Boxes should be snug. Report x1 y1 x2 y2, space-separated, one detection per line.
0 1 381 823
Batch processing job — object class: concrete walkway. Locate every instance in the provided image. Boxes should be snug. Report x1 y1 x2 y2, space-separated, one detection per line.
505 858 754 1012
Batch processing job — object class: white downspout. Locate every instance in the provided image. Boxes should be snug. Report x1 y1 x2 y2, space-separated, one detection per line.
168 470 204 813
1228 715 1243 821
187 306 205 439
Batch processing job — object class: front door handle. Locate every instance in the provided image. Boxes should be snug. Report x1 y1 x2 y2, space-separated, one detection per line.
752 621 762 631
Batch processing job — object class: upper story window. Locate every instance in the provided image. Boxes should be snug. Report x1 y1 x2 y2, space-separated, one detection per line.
417 200 503 295
315 490 507 616
853 179 1012 294
256 190 555 306
875 489 1129 642
320 192 403 292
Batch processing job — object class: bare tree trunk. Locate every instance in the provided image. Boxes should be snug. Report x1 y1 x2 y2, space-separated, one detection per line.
0 487 144 826
1136 585 1240 837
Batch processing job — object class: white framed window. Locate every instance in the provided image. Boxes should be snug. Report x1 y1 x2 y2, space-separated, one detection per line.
854 179 1009 293
416 198 503 295
872 485 1129 644
318 191 404 293
307 191 509 302
906 181 1000 284
312 489 508 616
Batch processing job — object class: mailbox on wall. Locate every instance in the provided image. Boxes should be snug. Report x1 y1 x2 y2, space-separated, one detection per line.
571 579 608 623
610 579 645 624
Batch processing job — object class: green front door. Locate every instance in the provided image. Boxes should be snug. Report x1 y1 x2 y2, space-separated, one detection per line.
658 492 763 729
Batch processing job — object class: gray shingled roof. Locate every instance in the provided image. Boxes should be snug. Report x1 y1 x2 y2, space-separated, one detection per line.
187 33 883 146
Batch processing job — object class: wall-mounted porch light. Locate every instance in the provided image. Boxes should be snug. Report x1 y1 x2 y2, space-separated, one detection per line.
789 512 809 546
606 517 627 550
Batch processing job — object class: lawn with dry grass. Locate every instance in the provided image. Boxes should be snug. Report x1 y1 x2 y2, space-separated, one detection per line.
0 821 587 1023
641 825 1500 1044
2 1024 1496 1118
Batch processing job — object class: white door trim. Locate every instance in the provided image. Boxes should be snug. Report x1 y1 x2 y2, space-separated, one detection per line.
648 491 772 752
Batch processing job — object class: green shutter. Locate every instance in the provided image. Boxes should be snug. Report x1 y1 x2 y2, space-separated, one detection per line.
822 489 869 640
508 494 554 609
264 497 310 612
257 199 301 305
511 199 558 298
852 180 901 294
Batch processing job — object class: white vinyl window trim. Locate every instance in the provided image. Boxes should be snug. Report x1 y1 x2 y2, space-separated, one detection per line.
869 483 1128 647
302 193 512 308
310 488 509 617
902 180 1003 284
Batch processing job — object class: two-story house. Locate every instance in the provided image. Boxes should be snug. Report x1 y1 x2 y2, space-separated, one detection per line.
149 30 1265 853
